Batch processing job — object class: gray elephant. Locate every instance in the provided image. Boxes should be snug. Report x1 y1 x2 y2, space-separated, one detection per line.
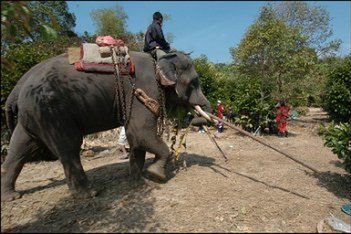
1 51 212 201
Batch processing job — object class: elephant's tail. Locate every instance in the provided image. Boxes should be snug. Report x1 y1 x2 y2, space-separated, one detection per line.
5 103 17 136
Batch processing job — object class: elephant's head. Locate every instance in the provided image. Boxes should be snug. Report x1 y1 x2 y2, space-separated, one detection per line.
157 52 213 125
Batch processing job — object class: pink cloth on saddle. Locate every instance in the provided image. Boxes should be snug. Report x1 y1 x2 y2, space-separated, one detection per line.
95 36 125 47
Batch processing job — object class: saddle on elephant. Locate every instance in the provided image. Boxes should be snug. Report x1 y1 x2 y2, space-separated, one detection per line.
68 36 135 75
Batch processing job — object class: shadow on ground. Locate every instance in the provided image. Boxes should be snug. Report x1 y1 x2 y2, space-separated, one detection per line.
172 153 311 200
6 153 226 232
7 160 160 233
304 170 351 201
6 152 350 232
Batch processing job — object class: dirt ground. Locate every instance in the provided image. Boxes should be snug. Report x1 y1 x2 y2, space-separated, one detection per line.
1 107 350 232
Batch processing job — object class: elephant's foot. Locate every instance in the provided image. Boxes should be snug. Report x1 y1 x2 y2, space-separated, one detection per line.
146 163 166 181
71 188 98 199
1 190 21 202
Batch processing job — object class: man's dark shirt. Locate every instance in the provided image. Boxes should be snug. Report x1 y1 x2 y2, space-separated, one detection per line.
143 20 170 52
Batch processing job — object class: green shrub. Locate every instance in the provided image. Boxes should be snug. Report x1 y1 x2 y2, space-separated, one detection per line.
322 56 351 123
193 56 277 131
319 122 351 173
231 76 276 131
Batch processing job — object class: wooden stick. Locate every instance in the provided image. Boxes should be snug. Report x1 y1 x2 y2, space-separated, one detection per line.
202 125 229 162
206 112 320 173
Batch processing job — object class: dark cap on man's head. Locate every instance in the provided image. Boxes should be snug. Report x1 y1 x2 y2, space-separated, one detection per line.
153 12 163 20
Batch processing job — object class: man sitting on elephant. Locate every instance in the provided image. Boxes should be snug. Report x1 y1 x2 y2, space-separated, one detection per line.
143 12 171 60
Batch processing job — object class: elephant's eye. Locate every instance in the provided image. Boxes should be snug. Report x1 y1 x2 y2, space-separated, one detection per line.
189 79 199 89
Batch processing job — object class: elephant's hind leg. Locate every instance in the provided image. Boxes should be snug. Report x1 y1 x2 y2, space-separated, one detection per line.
1 123 40 202
40 126 97 199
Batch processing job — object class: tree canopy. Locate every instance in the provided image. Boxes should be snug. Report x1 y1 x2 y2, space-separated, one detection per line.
90 5 128 39
230 6 316 114
272 1 341 57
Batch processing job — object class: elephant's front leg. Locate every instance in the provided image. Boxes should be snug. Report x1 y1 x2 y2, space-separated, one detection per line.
145 135 171 181
129 148 146 180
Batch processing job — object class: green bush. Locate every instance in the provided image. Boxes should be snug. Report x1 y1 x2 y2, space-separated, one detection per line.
193 55 277 131
322 56 351 123
231 76 276 131
319 122 351 173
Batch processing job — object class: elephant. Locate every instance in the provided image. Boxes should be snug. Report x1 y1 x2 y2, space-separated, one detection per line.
1 51 212 201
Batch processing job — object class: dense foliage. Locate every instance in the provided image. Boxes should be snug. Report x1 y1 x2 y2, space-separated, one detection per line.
318 56 351 173
193 55 276 131
319 122 351 173
322 56 351 123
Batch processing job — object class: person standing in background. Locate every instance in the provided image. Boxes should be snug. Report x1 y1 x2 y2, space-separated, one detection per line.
217 100 225 133
117 126 129 159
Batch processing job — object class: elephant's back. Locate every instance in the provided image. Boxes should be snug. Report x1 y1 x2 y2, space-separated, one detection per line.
17 54 118 133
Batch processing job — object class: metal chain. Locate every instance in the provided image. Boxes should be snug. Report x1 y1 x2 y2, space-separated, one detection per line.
155 61 167 136
111 46 134 129
125 75 136 129
111 48 166 136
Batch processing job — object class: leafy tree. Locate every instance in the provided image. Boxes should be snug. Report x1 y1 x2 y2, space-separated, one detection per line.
133 31 145 52
230 6 316 125
1 1 76 46
28 1 76 39
272 1 341 57
192 55 219 106
1 1 76 71
90 5 128 39
89 4 149 52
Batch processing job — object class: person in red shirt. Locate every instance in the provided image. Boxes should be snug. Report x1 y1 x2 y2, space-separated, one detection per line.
275 100 291 137
217 100 225 133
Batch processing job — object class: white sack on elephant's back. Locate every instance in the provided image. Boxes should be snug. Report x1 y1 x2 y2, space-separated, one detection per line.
82 43 113 64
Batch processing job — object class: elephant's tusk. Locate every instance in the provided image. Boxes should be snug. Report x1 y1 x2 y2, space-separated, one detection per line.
194 105 218 125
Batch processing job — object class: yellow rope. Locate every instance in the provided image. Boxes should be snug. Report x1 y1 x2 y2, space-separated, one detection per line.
175 125 191 161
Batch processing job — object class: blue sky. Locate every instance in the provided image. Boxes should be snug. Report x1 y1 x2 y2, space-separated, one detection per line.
67 1 350 63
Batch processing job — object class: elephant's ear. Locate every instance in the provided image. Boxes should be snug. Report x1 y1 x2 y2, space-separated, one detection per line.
160 53 177 59
156 65 176 86
156 56 178 86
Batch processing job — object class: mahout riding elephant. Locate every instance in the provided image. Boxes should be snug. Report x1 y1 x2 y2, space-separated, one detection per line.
1 51 212 201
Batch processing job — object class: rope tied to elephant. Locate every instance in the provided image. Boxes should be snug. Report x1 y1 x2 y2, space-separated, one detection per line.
134 88 160 115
